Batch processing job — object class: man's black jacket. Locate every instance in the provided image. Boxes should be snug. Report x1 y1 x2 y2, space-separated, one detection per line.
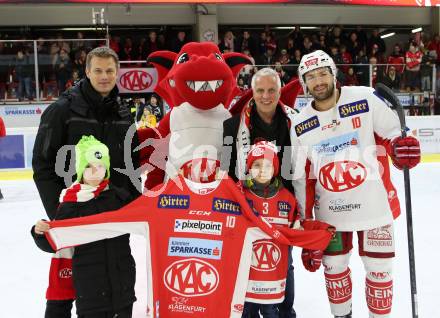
221 101 294 193
32 78 141 219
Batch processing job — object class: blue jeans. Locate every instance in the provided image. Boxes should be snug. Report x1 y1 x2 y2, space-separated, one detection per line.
17 76 32 100
278 247 296 318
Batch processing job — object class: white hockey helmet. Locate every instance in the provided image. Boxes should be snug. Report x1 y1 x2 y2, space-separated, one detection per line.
298 50 337 92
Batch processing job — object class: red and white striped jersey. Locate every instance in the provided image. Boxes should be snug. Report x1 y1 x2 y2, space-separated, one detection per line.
244 187 296 304
291 86 402 231
46 176 332 318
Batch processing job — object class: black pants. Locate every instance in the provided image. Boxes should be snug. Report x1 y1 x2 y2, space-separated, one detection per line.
45 299 74 318
278 247 296 318
77 305 133 318
242 302 278 318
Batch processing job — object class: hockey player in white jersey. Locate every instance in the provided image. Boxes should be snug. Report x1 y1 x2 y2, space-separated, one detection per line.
291 50 421 318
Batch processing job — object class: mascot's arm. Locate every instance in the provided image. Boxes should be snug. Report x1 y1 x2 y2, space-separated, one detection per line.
280 78 302 108
138 112 171 190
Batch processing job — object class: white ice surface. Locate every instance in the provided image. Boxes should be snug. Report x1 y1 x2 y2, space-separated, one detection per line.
1 163 439 317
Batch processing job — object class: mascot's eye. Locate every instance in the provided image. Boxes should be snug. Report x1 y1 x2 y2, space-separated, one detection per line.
177 53 189 64
214 53 223 61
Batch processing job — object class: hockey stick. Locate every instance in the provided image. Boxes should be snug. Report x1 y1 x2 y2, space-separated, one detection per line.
375 83 418 318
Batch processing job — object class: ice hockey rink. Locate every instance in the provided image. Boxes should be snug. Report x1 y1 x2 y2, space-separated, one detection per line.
0 162 438 318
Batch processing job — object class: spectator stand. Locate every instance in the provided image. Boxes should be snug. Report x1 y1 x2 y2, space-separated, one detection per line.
0 37 108 104
238 62 436 116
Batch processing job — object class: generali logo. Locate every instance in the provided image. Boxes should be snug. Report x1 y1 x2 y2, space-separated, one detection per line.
319 161 367 192
163 258 219 297
251 240 281 271
119 70 154 91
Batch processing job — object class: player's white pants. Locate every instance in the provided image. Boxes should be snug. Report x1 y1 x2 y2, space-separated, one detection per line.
322 224 394 317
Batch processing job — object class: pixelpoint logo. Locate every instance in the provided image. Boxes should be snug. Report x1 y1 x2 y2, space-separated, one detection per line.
174 219 222 235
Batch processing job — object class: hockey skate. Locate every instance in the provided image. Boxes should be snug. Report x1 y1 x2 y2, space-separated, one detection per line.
0 188 3 200
334 312 352 318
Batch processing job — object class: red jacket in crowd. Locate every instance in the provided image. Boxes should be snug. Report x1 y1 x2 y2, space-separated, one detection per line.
405 50 423 72
387 55 405 74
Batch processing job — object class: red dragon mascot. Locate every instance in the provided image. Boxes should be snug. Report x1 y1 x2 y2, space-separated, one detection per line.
139 42 301 190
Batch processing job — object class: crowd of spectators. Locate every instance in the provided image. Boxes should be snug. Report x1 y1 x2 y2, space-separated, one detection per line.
227 26 439 95
0 26 438 104
0 30 190 101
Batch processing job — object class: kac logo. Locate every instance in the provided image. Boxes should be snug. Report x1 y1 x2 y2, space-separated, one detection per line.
251 240 281 271
319 161 367 192
59 268 72 278
163 258 219 297
119 70 154 91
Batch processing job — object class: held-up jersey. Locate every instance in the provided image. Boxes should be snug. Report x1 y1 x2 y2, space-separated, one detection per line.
46 175 332 318
291 86 401 231
244 187 296 304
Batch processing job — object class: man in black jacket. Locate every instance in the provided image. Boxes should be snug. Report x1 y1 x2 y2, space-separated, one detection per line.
32 46 141 317
222 67 297 318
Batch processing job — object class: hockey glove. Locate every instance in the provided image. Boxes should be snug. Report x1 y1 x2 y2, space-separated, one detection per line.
390 136 421 170
301 249 324 272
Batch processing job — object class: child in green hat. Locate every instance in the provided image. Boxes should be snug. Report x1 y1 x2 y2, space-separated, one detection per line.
32 136 137 318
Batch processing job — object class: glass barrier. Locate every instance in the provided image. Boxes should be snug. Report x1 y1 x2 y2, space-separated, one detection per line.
0 41 437 116
0 38 107 102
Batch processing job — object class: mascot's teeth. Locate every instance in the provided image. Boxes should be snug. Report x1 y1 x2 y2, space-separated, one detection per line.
169 79 175 87
186 80 224 92
194 81 205 92
208 81 218 92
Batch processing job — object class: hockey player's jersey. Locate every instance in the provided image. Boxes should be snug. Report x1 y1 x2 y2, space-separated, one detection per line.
291 86 401 231
244 187 296 304
46 175 332 318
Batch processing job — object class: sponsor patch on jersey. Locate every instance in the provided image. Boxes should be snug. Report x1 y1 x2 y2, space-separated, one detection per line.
295 115 320 137
164 258 219 297
251 240 282 271
277 201 291 213
168 237 223 260
158 194 190 209
212 197 242 215
328 198 361 213
313 131 360 156
319 160 367 192
338 99 369 118
168 296 207 314
174 219 222 235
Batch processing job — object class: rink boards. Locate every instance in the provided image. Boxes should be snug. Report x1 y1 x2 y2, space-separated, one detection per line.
1 116 440 180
